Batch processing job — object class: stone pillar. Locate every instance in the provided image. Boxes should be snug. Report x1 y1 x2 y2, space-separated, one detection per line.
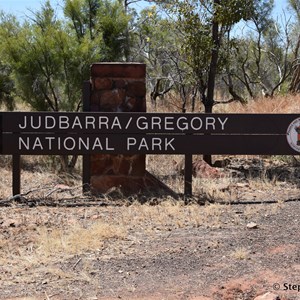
89 62 147 195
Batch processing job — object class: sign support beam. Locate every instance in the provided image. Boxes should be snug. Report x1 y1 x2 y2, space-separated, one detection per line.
184 154 193 199
82 80 91 194
12 155 21 196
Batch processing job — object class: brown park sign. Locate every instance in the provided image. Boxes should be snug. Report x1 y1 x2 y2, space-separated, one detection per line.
1 112 300 155
1 111 300 197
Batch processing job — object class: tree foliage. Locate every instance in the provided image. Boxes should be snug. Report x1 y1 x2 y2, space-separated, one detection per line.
0 0 129 112
0 0 131 171
1 0 298 113
160 0 257 114
0 60 14 110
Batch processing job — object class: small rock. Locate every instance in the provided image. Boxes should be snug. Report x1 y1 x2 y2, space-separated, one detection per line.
254 292 280 300
236 182 250 188
54 184 70 190
90 214 99 220
247 222 258 229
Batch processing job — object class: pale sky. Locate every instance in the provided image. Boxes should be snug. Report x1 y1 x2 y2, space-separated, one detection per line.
0 0 289 20
0 0 62 20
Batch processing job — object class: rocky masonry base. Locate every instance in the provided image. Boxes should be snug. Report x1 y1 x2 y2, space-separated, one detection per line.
89 63 164 196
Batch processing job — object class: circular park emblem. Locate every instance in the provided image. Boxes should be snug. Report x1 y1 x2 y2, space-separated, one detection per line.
287 118 300 152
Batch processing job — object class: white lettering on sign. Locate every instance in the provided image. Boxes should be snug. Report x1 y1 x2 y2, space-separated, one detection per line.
136 116 147 130
152 117 162 130
133 116 228 132
45 137 55 150
72 116 83 129
45 116 55 129
33 137 43 149
111 117 122 129
190 117 203 130
18 137 115 151
125 117 132 129
60 116 69 129
99 116 109 129
218 117 228 130
85 116 96 129
177 117 189 130
206 117 216 130
165 117 174 130
127 137 175 151
18 115 229 132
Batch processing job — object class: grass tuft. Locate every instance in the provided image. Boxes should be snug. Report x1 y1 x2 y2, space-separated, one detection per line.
231 247 250 260
36 221 126 257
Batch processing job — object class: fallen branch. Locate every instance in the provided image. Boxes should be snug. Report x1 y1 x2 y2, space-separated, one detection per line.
0 185 89 207
72 257 82 270
44 185 84 198
213 98 239 105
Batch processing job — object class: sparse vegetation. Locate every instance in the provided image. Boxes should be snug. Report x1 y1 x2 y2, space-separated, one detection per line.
0 196 299 299
0 1 300 298
36 220 127 257
231 247 250 260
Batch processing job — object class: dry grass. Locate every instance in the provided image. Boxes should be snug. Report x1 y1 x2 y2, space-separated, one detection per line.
3 298 39 300
149 93 300 114
0 168 12 198
36 221 126 257
193 175 235 202
216 94 300 114
231 247 250 260
0 198 284 269
0 197 289 300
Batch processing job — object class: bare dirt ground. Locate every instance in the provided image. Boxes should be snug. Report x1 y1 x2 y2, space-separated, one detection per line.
1 156 300 300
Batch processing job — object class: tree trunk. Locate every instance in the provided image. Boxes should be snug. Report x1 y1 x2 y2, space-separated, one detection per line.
203 0 220 165
123 0 131 61
290 65 300 93
290 34 300 93
205 0 220 113
150 78 173 107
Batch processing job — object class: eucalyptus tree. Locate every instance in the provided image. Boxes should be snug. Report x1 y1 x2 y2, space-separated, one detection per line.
0 0 130 112
289 0 300 93
64 0 130 61
153 0 255 164
133 6 179 107
0 0 129 170
259 16 293 96
0 2 93 170
158 0 255 115
226 6 293 99
1 1 95 112
243 0 287 96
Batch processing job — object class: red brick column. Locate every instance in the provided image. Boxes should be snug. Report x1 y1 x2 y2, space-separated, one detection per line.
89 63 147 195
